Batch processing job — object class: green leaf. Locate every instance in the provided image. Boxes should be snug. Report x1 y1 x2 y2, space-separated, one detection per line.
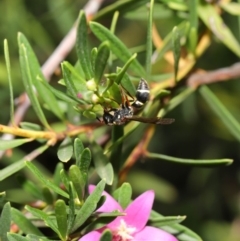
57 137 73 163
198 3 240 57
0 138 32 151
90 21 145 76
21 179 43 200
150 211 202 241
172 26 181 81
61 62 78 100
100 229 112 241
150 214 186 226
60 169 70 191
79 148 91 183
25 206 59 235
76 11 93 80
71 180 106 232
7 234 29 241
113 183 132 209
69 165 85 202
18 34 51 129
25 162 69 198
146 152 233 166
4 39 15 125
39 76 78 104
220 2 240 15
188 27 198 55
121 74 136 98
0 202 11 241
11 208 43 236
109 126 124 171
200 85 240 142
18 33 64 121
55 200 68 241
0 145 49 181
188 0 198 54
153 21 189 63
115 53 137 84
67 182 75 235
74 138 84 165
94 42 110 84
53 162 64 186
42 187 54 205
145 0 154 76
93 0 149 20
91 47 98 73
20 122 42 131
91 142 114 185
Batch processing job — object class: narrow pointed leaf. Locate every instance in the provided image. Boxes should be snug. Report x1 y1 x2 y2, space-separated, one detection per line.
109 126 123 172
115 53 137 84
20 122 42 131
25 206 59 235
71 180 106 232
90 21 145 76
150 211 201 241
220 2 240 15
121 74 136 98
25 161 69 198
76 11 93 80
57 137 73 163
4 39 15 125
95 42 110 84
74 138 84 167
0 202 11 241
18 36 50 129
69 165 85 201
67 182 75 235
39 76 79 104
0 145 49 181
150 215 186 226
18 33 64 121
11 208 43 236
198 3 240 57
145 0 154 76
172 26 181 81
55 200 67 240
91 47 98 73
53 162 64 186
0 138 32 151
146 152 233 166
61 62 78 99
42 187 54 205
79 148 91 183
200 85 240 142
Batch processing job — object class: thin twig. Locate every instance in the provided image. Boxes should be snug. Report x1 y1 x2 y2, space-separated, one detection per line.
187 62 240 88
0 0 105 158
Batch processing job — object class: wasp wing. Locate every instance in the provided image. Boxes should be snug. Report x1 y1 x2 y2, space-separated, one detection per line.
126 116 175 124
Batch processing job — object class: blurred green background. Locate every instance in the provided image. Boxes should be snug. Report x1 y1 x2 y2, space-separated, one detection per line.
0 1 240 240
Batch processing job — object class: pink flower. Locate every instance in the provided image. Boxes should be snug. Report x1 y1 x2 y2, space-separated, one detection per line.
79 186 178 241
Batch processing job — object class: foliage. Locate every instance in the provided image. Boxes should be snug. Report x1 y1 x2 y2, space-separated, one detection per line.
1 0 240 240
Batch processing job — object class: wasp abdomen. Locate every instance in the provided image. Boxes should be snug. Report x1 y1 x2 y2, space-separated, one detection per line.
132 78 150 108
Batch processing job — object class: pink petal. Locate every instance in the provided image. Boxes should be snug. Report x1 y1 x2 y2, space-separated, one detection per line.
133 226 178 241
108 190 154 232
78 230 101 241
89 185 122 212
